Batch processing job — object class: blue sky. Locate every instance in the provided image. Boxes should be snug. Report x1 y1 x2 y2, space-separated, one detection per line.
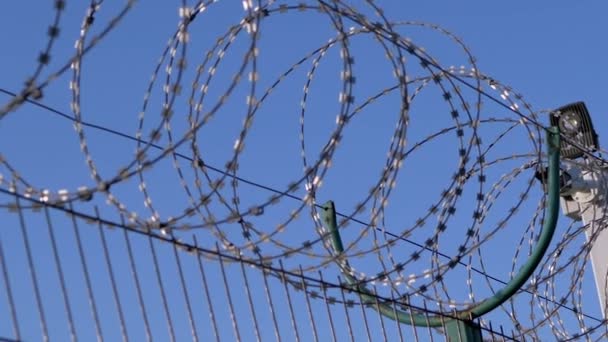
1 1 608 340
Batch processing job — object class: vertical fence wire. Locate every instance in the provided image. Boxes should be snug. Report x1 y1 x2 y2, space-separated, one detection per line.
15 196 49 342
280 261 301 342
192 236 220 342
260 260 282 342
300 266 320 342
217 244 243 342
44 206 77 342
121 216 152 342
239 254 263 342
391 295 405 342
171 235 199 342
422 300 435 342
147 231 176 342
488 321 497 341
319 271 339 342
337 277 355 342
95 207 128 342
0 225 20 340
357 286 373 342
372 285 389 342
439 307 449 342
68 202 103 342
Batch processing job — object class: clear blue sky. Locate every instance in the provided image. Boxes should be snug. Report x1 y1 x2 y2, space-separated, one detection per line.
1 1 608 340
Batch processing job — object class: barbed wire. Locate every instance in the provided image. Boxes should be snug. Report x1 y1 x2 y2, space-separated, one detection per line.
4 88 606 329
1 0 607 340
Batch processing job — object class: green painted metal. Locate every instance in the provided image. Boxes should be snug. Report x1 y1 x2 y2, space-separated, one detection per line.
319 126 561 335
445 320 483 342
469 127 561 318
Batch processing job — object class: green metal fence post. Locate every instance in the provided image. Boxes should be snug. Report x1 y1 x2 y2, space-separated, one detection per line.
445 319 483 342
319 126 561 340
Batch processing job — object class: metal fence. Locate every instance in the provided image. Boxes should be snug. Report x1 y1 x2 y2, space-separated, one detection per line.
0 189 526 342
2 1 608 341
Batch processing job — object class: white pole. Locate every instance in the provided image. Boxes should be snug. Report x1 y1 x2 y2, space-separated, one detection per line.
581 207 608 318
559 160 608 317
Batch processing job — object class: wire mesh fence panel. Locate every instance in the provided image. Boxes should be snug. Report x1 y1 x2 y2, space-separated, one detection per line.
1 197 527 342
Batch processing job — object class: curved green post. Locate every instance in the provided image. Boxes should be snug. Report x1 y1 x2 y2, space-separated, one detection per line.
319 127 561 329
